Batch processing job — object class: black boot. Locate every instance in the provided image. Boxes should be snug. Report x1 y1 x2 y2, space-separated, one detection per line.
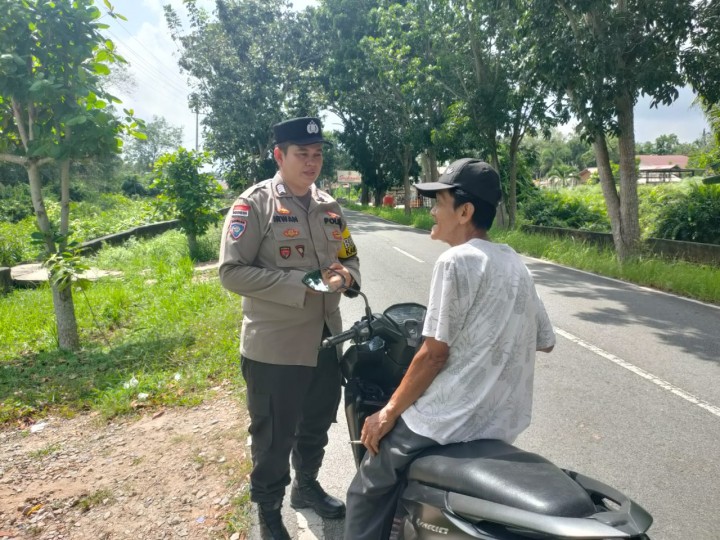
290 471 346 518
258 501 291 540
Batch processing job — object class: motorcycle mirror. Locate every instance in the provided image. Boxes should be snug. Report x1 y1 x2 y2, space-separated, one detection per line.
303 268 373 321
302 268 348 294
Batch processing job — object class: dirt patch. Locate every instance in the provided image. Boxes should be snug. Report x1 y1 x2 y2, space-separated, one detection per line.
0 388 250 540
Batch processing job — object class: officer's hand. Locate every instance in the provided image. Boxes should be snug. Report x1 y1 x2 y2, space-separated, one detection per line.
360 408 396 456
327 262 353 290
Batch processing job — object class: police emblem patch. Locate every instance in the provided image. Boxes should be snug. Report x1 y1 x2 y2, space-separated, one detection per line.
332 230 342 240
229 220 247 239
307 120 319 134
279 246 291 259
283 228 300 238
296 245 305 257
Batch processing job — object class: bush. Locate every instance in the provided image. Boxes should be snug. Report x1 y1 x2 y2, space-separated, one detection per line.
0 183 33 223
651 183 720 244
520 189 610 231
0 218 38 266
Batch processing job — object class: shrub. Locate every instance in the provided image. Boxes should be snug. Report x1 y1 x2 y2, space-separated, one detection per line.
0 217 38 266
651 183 720 244
520 189 610 231
0 182 33 223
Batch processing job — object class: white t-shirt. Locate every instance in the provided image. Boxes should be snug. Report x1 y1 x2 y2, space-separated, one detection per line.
401 239 555 445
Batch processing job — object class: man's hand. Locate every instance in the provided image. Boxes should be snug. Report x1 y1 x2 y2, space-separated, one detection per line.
360 408 397 456
326 262 354 291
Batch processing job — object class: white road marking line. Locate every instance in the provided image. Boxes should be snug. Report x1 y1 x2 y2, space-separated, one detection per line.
393 246 425 263
296 510 323 539
556 327 720 419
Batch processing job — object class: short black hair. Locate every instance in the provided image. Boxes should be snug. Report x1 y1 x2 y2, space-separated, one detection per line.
451 188 496 230
276 142 291 154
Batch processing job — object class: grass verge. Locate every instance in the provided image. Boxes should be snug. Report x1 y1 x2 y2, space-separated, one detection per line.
348 203 719 305
0 224 242 426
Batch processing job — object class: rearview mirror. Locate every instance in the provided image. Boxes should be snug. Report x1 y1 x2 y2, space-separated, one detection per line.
302 268 347 294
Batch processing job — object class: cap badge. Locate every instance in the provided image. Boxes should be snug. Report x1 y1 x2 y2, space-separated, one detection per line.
306 120 319 134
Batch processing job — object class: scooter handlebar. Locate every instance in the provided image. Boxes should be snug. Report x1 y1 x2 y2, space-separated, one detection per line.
321 319 371 348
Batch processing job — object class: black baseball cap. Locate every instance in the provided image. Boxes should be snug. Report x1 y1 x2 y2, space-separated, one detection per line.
273 117 332 146
414 158 502 206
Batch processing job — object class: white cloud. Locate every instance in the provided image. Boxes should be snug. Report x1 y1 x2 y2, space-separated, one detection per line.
104 1 214 150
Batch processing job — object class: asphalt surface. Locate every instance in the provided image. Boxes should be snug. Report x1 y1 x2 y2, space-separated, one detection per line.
249 209 720 540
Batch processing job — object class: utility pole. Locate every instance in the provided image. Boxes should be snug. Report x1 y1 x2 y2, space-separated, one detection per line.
195 106 199 152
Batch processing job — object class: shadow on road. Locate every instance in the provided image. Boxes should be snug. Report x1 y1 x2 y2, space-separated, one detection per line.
527 259 720 365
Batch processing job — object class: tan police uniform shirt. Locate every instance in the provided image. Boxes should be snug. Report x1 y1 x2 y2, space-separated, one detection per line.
219 173 361 367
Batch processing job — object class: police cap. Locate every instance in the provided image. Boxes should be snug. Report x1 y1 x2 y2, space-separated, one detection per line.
272 117 332 146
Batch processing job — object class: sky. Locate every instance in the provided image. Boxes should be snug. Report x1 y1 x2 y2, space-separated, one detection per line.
104 0 710 155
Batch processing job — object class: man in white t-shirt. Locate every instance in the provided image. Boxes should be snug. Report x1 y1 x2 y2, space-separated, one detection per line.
344 158 556 540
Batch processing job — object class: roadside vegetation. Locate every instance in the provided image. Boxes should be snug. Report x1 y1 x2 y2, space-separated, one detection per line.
0 224 241 426
344 178 720 306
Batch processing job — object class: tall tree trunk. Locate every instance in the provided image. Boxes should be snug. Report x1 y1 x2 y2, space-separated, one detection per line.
401 144 412 218
361 183 369 206
419 148 439 183
28 161 56 254
490 147 508 228
187 232 199 260
507 126 522 229
616 92 641 259
59 157 71 250
51 281 79 351
592 135 625 256
374 187 384 207
29 160 81 350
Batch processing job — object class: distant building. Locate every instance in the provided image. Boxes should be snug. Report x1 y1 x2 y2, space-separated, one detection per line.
577 155 703 184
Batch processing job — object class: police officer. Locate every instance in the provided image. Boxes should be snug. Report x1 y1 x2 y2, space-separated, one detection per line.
219 116 361 540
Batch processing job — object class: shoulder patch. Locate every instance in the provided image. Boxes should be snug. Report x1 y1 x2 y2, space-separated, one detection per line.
229 220 247 240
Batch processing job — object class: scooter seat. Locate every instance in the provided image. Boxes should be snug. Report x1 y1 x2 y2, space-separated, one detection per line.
407 439 597 518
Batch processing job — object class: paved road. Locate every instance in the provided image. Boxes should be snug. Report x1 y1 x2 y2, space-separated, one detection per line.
250 210 720 540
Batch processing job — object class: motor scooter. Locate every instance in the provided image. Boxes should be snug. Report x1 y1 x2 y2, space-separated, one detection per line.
303 269 653 540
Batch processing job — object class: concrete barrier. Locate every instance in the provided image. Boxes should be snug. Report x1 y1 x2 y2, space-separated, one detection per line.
5 207 232 291
0 267 11 293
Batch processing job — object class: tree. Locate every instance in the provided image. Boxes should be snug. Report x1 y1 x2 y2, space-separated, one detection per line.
152 148 221 259
318 0 402 205
166 0 325 191
0 0 141 350
522 0 694 260
124 115 183 172
361 2 445 216
684 0 720 107
366 0 560 227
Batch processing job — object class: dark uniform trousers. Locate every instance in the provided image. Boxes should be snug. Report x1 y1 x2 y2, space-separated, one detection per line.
240 328 342 505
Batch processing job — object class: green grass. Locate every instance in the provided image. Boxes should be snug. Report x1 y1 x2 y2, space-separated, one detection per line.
0 225 241 426
349 204 720 305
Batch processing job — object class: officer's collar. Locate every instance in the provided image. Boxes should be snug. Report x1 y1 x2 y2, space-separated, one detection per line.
272 174 328 203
